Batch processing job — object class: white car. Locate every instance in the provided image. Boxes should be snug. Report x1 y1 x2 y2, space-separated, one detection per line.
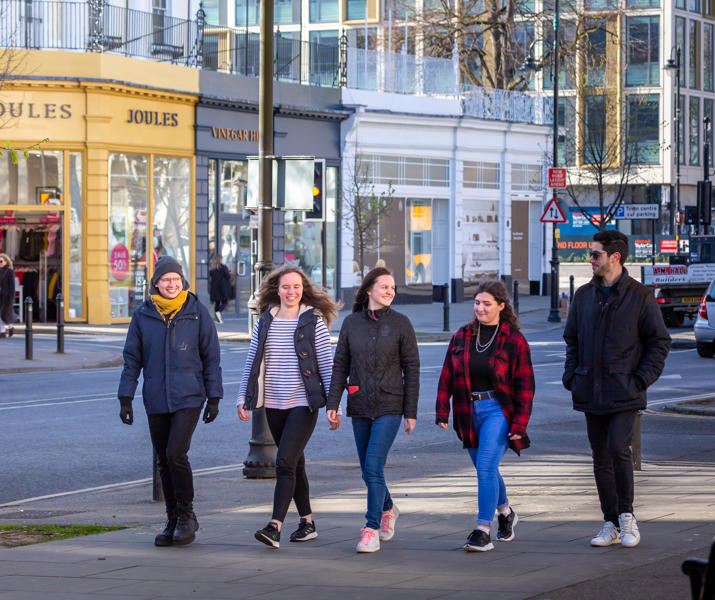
694 279 715 358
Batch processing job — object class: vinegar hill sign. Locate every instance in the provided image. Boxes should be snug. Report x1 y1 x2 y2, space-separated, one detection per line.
211 127 258 142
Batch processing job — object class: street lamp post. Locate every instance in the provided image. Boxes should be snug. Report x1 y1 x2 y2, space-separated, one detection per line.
243 0 277 479
665 47 681 254
521 0 560 322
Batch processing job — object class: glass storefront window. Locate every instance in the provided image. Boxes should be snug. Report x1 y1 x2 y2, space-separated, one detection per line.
108 154 148 319
325 166 338 297
405 199 432 285
68 153 83 319
153 157 191 277
220 160 248 213
0 150 64 205
208 159 217 258
284 213 327 290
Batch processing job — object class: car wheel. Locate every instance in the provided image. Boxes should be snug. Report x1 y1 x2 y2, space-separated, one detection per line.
696 341 715 358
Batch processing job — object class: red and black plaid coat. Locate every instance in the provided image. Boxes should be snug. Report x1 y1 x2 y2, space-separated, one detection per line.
435 322 535 455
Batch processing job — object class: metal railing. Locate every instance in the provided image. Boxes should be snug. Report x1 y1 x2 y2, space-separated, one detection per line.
462 86 554 125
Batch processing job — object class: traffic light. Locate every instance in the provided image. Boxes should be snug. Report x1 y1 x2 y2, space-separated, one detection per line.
305 160 324 220
698 180 712 228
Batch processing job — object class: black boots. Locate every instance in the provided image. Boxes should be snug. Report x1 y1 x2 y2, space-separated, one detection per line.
173 503 199 546
154 509 178 547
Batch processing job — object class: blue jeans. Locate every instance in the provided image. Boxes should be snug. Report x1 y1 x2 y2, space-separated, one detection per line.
352 414 402 530
466 398 509 527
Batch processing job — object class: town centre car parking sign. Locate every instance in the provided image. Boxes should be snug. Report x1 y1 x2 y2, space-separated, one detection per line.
614 204 660 220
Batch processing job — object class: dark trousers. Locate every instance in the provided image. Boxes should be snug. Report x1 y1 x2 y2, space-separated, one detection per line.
265 407 318 522
147 406 202 514
585 410 638 526
213 300 227 313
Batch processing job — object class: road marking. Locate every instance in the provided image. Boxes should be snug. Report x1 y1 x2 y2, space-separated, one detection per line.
0 463 245 508
647 392 715 407
658 374 683 380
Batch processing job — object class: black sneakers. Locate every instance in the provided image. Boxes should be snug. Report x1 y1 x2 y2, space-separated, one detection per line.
290 518 318 542
464 529 494 552
255 522 281 548
496 509 518 542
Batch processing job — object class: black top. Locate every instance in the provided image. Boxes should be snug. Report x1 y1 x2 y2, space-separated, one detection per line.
469 323 499 392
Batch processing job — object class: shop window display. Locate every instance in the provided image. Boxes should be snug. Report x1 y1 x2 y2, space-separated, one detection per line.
68 153 83 319
0 150 64 205
108 154 148 320
153 157 191 277
405 199 432 284
460 198 499 281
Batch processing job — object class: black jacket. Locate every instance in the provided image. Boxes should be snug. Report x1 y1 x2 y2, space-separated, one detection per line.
327 307 420 419
118 293 223 414
562 268 670 414
209 264 232 304
0 266 15 317
243 306 328 411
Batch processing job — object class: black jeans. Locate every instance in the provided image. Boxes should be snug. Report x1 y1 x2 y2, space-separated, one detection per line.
214 300 227 313
585 410 638 526
148 406 202 513
265 407 318 522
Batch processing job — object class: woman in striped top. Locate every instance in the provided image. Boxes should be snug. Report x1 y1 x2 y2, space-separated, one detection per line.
238 265 339 548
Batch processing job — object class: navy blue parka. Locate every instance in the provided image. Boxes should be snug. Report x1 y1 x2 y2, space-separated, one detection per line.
118 292 223 414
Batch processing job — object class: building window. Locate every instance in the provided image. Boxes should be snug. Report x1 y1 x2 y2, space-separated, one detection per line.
203 0 220 23
310 0 338 22
705 23 714 91
678 94 685 165
584 95 607 166
0 150 63 205
309 30 339 86
676 17 686 87
405 199 432 284
706 99 714 166
346 0 366 20
358 155 450 187
689 0 699 11
626 16 659 87
627 94 660 165
585 18 607 87
218 160 248 214
558 97 577 166
511 164 542 192
152 0 168 44
690 97 700 165
108 154 148 320
208 160 217 258
463 161 500 189
235 0 259 26
153 157 191 278
584 0 616 9
276 0 301 24
626 0 659 6
676 0 685 8
689 20 699 89
68 153 83 319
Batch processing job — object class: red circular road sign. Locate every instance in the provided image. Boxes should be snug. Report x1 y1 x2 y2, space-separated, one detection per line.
110 244 130 281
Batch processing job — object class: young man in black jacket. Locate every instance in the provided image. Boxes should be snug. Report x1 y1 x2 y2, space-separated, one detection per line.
563 230 670 548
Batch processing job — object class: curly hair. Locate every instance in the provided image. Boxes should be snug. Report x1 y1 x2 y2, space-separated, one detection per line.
469 279 520 332
257 265 340 327
352 267 393 312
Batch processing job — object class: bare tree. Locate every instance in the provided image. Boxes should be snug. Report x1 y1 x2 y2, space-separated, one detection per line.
341 154 395 279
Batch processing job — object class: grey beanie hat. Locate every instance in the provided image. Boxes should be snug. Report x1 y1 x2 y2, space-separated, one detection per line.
150 256 189 294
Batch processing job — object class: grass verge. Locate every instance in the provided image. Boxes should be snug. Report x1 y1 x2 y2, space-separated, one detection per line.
0 524 125 548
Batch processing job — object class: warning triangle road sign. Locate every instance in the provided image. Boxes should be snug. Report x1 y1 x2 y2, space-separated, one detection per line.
540 197 568 223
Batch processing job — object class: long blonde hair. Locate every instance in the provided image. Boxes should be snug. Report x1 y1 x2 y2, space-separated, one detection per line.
0 253 12 269
257 265 340 327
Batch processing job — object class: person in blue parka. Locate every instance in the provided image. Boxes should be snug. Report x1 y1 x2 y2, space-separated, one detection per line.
118 256 223 547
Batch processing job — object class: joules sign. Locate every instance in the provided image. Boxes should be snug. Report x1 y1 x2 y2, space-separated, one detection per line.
127 109 179 127
0 102 72 119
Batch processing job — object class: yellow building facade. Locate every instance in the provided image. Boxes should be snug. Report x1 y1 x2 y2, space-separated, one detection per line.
0 51 198 324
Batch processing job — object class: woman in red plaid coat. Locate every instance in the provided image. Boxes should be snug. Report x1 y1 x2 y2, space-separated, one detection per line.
436 279 534 552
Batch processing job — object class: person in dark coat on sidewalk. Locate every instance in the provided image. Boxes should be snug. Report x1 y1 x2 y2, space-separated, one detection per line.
436 279 534 552
209 253 232 323
0 253 15 338
327 267 420 553
118 256 223 547
563 230 670 549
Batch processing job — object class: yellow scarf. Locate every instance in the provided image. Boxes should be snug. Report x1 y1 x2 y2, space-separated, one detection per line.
151 291 188 323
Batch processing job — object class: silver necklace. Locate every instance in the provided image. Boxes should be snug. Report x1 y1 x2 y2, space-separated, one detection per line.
475 322 499 353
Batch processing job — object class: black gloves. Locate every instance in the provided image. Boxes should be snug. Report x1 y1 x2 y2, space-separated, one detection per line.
203 398 220 423
119 398 133 425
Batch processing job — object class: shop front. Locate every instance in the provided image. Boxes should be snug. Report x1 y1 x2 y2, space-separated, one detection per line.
195 72 346 315
1 60 197 324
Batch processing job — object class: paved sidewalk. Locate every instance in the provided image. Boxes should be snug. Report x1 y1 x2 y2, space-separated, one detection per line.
0 453 712 599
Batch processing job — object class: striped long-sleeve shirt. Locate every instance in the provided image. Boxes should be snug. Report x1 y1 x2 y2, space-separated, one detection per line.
238 316 333 409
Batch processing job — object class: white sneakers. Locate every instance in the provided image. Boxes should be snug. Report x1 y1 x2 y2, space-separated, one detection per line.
590 514 640 548
356 527 380 553
618 513 640 548
590 521 621 546
379 504 399 541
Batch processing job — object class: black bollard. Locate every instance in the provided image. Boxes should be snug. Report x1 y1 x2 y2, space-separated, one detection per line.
632 411 642 471
24 297 33 361
569 274 575 304
513 280 520 316
443 283 450 332
152 448 164 502
56 293 65 354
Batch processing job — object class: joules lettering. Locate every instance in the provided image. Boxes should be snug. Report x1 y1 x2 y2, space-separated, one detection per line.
127 110 179 127
211 127 258 142
0 102 72 119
